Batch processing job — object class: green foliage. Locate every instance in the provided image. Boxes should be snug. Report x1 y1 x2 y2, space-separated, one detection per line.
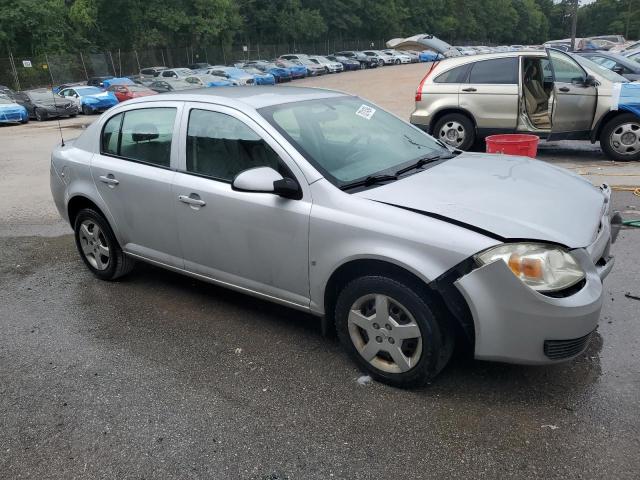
0 0 637 55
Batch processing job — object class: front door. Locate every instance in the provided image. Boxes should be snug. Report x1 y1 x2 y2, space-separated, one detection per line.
547 49 597 137
91 102 183 267
173 104 311 308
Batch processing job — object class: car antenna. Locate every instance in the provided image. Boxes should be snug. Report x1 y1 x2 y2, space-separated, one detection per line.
45 61 65 147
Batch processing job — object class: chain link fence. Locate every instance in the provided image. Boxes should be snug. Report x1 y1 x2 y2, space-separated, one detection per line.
0 39 387 91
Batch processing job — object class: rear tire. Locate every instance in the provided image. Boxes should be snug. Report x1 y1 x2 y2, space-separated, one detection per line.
35 108 47 121
335 276 454 388
74 208 135 281
82 105 92 115
600 113 640 162
433 113 476 151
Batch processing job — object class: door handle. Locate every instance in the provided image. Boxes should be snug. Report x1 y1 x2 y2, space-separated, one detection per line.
461 87 477 92
178 194 206 207
99 174 119 186
558 86 570 92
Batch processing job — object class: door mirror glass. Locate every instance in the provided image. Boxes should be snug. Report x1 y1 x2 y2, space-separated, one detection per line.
232 166 283 193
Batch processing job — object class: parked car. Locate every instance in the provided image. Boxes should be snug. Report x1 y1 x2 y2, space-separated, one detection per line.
140 66 168 80
242 61 292 82
591 35 626 45
362 50 394 66
241 67 276 85
147 79 199 93
87 76 115 88
326 55 361 71
624 49 640 64
184 74 236 87
274 59 308 79
206 66 254 85
187 62 213 73
157 68 194 80
279 54 310 62
334 51 379 69
107 84 158 102
611 40 640 53
291 58 326 76
411 49 640 161
13 88 78 120
58 86 119 115
52 82 86 94
380 49 412 64
578 51 640 81
0 84 15 97
50 86 619 387
417 50 441 62
308 55 344 73
454 46 477 56
472 46 493 54
0 93 28 124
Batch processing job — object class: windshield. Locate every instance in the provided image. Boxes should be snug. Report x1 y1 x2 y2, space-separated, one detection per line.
0 94 14 104
28 90 59 101
259 97 449 188
75 86 103 95
573 54 629 83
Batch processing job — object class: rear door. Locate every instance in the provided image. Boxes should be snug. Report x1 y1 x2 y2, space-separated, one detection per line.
547 49 597 136
458 56 519 133
91 102 183 267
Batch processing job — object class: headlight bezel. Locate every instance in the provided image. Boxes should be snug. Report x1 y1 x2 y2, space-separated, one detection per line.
474 242 586 294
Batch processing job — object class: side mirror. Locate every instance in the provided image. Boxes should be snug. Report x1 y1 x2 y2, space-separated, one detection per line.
612 65 624 74
584 74 598 87
232 166 301 199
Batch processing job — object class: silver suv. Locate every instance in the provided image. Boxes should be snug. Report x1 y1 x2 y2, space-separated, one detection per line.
50 87 617 387
411 49 640 161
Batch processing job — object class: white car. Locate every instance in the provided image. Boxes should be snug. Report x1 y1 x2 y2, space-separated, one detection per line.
381 50 412 64
308 56 344 73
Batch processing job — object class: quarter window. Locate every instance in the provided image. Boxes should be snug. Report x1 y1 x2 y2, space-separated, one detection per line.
468 58 518 84
186 109 282 182
100 107 176 167
434 64 470 83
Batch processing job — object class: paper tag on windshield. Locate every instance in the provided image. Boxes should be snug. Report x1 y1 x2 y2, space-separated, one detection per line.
355 104 376 120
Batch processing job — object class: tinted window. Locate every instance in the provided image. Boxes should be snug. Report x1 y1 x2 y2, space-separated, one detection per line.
100 108 176 167
186 109 282 182
468 58 518 84
549 50 586 83
434 64 470 83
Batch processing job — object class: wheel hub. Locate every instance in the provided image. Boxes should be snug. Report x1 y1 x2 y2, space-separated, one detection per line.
347 294 423 374
78 220 110 270
439 121 465 147
610 122 640 156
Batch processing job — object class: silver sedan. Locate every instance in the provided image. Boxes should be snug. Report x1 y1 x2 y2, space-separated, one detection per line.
50 86 618 387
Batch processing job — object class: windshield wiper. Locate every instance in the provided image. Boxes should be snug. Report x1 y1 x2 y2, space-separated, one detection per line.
340 174 398 191
394 153 456 176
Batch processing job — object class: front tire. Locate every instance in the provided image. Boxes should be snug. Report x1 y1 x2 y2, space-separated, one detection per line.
82 104 92 115
335 276 454 388
600 113 640 162
74 208 135 281
433 113 476 150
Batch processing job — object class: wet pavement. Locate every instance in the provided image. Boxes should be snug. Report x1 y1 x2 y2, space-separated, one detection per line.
1 192 639 479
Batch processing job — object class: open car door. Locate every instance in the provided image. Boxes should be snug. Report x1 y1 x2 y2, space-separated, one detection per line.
547 48 598 140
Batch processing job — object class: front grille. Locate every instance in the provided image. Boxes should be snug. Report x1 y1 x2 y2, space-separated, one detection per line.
544 330 594 360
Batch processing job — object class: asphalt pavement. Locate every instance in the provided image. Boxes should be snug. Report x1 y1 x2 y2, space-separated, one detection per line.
1 66 640 479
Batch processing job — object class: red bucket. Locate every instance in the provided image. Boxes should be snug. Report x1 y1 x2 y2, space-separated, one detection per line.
485 134 539 158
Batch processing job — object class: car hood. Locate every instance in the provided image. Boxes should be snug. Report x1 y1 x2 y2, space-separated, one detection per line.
356 153 605 248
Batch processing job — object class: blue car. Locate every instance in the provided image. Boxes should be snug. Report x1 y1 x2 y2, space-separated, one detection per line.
275 59 307 79
0 94 29 124
58 86 119 115
418 51 443 62
241 66 276 85
242 61 292 83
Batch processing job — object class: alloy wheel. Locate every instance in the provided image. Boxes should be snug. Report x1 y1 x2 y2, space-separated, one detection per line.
438 121 466 147
78 220 110 270
609 121 640 157
348 294 423 374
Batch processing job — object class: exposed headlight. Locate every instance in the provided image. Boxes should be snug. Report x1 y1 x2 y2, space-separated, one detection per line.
474 243 585 293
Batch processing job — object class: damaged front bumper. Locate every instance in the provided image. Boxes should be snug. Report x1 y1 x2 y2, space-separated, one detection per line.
451 189 619 365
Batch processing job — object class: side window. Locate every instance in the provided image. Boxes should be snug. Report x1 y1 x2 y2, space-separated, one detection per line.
100 108 176 168
434 64 471 83
186 109 282 182
549 50 586 83
102 113 122 155
468 58 518 84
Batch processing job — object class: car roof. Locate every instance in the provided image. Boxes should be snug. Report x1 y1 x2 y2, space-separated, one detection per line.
123 86 348 109
434 50 546 68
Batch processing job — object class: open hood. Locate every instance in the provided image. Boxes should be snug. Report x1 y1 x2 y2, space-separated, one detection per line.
386 34 461 57
356 153 605 248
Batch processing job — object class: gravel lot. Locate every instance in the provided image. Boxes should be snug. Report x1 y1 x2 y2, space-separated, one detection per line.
1 64 640 479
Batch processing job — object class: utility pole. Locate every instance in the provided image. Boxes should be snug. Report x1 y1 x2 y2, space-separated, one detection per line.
570 0 579 51
625 0 634 38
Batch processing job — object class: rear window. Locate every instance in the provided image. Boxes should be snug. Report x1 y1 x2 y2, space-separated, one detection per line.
468 58 518 84
434 64 470 83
